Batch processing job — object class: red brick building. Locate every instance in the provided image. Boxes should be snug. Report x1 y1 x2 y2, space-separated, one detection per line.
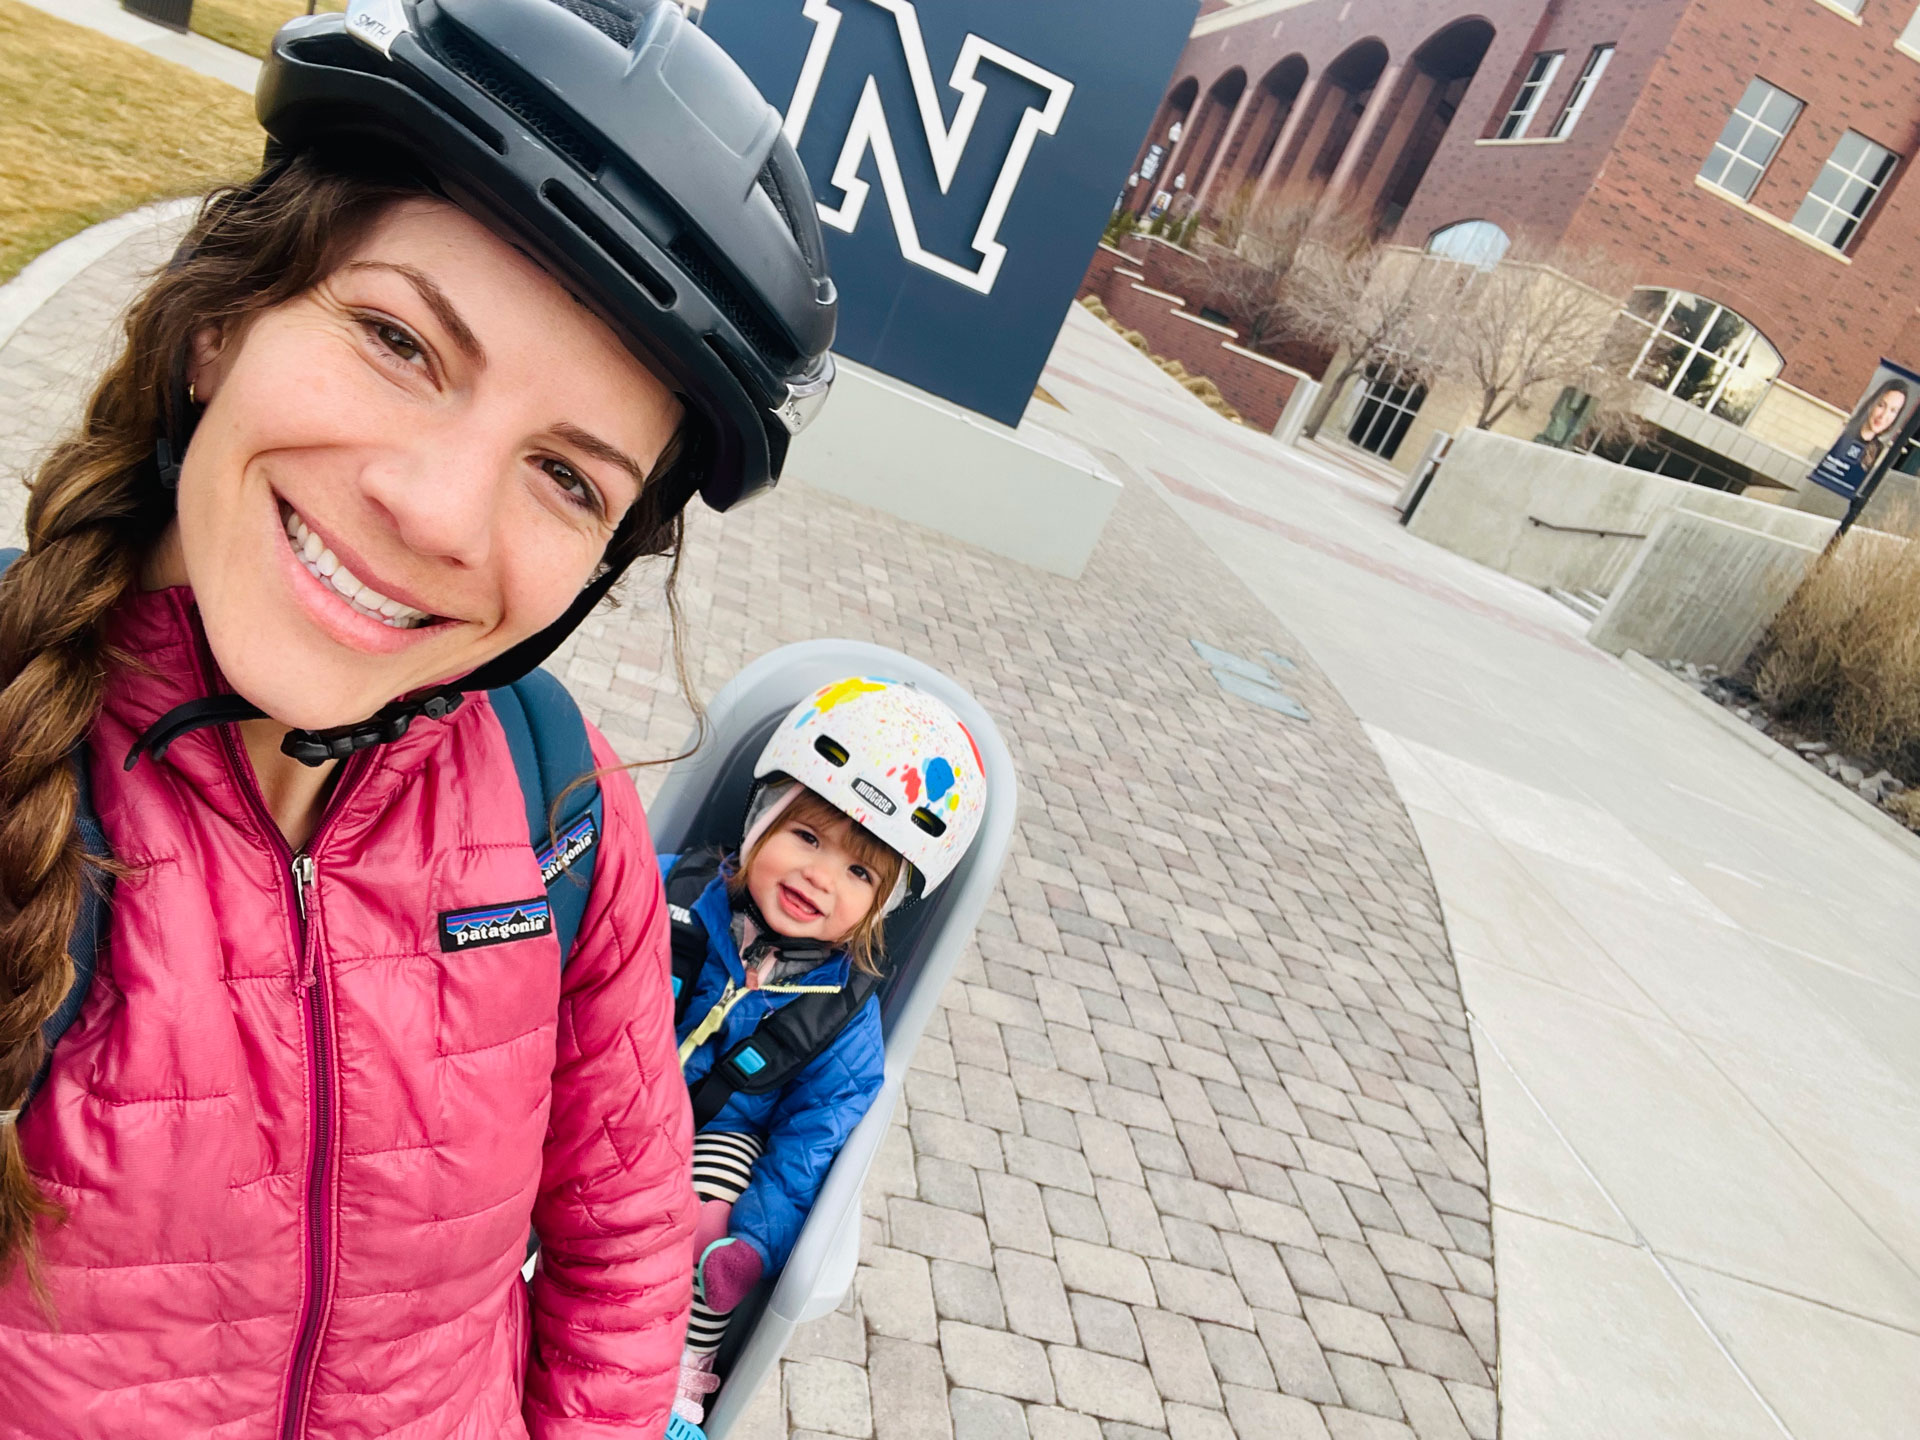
1121 0 1920 499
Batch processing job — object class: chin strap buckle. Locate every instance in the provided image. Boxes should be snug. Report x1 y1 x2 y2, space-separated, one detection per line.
278 688 466 766
128 687 468 770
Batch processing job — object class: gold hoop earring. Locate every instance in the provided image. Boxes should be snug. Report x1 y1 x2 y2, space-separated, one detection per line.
188 382 198 406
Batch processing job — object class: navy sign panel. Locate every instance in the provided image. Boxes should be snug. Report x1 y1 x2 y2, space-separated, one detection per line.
700 0 1198 426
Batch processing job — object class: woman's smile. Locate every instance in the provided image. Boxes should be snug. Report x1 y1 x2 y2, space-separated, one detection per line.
268 491 459 659
280 502 440 630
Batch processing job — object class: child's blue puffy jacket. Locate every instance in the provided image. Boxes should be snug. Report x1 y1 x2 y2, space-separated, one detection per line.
661 854 885 1274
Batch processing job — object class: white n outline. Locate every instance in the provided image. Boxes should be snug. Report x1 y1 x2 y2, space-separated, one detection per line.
782 0 1074 295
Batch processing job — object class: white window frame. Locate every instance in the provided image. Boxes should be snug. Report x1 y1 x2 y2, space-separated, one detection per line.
1621 288 1782 426
1426 220 1513 269
1497 52 1564 139
1901 6 1920 58
1348 360 1428 460
1792 130 1898 250
1549 44 1615 138
1699 78 1802 200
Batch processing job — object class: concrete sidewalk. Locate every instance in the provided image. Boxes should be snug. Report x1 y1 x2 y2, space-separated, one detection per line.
1035 306 1920 1438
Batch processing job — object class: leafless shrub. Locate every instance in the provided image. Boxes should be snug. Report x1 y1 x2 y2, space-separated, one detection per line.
1283 219 1464 440
1166 192 1316 351
1445 240 1641 436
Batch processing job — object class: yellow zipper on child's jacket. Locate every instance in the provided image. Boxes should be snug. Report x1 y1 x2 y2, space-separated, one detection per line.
678 977 845 1069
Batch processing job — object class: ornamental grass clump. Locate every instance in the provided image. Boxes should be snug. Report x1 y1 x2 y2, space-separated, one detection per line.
1753 525 1920 776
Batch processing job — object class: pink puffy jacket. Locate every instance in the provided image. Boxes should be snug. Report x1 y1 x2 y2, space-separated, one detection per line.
0 586 695 1437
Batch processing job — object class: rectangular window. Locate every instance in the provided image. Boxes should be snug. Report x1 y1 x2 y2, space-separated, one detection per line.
1824 0 1866 13
1699 78 1802 199
1549 45 1615 138
1497 52 1564 139
1793 130 1898 249
1903 6 1920 52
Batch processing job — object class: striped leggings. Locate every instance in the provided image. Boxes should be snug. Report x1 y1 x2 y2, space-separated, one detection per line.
686 1129 765 1355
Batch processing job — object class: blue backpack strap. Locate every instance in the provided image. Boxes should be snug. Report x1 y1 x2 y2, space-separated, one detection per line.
0 547 114 1109
489 668 602 971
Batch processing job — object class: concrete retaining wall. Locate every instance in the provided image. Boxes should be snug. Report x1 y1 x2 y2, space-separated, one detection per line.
1588 511 1822 671
1408 429 1836 595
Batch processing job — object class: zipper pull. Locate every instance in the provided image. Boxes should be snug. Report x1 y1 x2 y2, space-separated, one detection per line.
292 853 316 921
292 853 318 990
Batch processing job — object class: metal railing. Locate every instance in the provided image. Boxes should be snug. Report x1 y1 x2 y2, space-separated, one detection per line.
1527 515 1649 541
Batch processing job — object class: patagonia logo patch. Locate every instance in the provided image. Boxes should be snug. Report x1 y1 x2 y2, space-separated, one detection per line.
535 813 597 885
850 777 897 816
439 898 552 952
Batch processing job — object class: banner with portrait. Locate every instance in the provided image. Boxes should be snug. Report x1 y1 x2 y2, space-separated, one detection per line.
1809 359 1920 502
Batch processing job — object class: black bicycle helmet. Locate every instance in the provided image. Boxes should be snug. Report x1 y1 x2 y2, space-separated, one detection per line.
260 0 837 511
128 0 842 769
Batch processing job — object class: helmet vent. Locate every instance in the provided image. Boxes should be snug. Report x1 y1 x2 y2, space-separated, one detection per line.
757 154 825 273
669 235 797 368
910 807 948 838
813 735 850 767
757 162 794 231
436 26 604 174
541 181 677 308
548 0 639 47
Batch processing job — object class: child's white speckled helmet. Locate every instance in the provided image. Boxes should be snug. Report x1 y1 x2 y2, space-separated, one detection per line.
744 677 988 912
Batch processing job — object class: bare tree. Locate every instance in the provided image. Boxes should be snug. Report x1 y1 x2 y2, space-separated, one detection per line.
1282 223 1465 440
1167 191 1316 351
1445 240 1641 437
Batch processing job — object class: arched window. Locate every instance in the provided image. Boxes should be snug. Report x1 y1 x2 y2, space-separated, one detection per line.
1620 288 1781 426
1426 220 1511 269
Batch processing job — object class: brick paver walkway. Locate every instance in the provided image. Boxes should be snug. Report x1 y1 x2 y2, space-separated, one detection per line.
1 214 1496 1440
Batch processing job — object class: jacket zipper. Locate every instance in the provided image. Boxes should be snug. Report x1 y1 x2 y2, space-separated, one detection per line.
212 726 366 1440
282 849 326 1440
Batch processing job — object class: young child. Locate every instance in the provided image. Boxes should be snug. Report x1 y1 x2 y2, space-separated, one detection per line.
662 677 987 1428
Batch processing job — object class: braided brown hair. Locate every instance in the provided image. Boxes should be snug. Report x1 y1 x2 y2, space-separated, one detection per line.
0 149 693 1292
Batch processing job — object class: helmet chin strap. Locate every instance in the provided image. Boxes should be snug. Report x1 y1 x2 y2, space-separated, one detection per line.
121 564 626 770
731 886 837 973
124 686 470 771
123 559 631 772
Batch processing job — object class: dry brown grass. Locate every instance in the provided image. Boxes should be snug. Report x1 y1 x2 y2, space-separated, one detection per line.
1885 789 1920 828
0 0 262 284
1753 525 1920 774
191 0 344 60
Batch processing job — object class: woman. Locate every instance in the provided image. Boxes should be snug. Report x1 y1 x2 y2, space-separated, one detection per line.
0 1 835 1434
1854 379 1910 477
